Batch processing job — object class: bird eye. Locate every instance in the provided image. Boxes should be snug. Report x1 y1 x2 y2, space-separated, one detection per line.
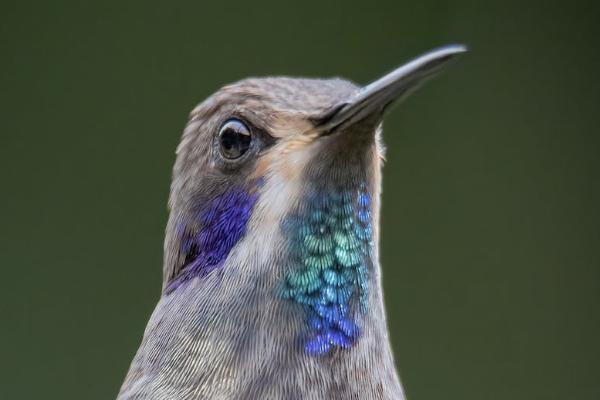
218 119 252 160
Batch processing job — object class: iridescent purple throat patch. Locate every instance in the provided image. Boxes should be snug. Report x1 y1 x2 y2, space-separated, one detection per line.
166 187 259 292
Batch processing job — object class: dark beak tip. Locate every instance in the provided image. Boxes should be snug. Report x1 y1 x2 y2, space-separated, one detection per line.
440 43 469 54
318 44 468 133
438 45 468 64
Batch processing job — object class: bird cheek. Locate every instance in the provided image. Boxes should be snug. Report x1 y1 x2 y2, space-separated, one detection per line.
250 140 313 183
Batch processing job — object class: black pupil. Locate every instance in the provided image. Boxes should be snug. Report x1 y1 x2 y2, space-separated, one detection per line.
219 120 251 159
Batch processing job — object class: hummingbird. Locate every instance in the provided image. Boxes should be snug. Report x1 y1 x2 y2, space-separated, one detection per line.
118 45 466 400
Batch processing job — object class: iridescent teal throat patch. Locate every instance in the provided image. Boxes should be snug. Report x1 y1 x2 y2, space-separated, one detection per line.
281 184 373 355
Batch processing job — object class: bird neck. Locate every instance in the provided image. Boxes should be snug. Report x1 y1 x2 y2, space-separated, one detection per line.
180 171 404 398
280 183 374 355
120 163 405 399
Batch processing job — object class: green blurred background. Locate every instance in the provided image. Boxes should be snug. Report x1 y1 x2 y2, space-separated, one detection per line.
2 0 599 399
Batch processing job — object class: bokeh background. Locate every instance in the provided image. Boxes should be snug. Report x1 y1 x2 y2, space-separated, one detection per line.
2 1 598 399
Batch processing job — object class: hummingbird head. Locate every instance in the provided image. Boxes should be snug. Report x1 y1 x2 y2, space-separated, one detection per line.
118 46 466 399
162 45 466 356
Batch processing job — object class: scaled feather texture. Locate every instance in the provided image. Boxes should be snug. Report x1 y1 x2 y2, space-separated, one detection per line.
281 184 372 355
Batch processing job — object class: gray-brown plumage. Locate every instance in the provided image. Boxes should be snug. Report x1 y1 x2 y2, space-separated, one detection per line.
118 45 466 400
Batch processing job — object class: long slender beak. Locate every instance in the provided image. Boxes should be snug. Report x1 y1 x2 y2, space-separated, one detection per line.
317 44 467 133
